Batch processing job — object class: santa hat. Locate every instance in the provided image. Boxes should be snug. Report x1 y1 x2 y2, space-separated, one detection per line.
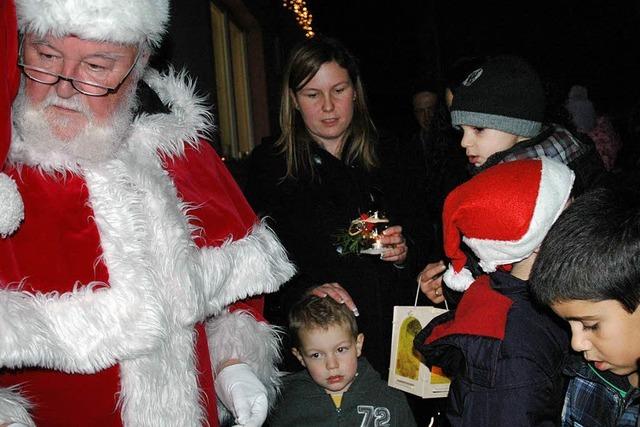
442 157 574 292
15 0 170 47
1 0 23 238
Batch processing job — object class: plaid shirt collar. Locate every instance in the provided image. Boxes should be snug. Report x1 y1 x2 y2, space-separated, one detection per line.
472 124 588 176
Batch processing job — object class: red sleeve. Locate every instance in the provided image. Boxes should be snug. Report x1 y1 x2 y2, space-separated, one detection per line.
165 140 265 319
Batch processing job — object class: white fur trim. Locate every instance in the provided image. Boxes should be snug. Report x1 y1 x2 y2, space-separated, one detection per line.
16 0 169 47
207 310 283 425
135 68 215 159
443 265 475 292
0 173 23 238
0 157 185 374
198 222 296 318
0 386 34 427
463 157 574 272
0 281 165 372
2 70 294 425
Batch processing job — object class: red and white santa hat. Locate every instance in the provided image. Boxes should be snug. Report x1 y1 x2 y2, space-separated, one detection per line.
442 157 575 292
15 0 169 47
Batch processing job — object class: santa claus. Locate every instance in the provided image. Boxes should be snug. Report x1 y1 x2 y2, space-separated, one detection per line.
0 0 295 426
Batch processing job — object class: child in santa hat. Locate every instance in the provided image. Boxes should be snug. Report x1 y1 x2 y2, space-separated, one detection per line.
414 157 574 426
419 55 605 305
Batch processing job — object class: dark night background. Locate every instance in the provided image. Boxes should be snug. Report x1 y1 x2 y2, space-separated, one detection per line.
297 0 640 138
159 0 640 154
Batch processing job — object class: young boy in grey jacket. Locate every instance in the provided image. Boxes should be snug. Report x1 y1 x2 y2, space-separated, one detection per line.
268 295 416 427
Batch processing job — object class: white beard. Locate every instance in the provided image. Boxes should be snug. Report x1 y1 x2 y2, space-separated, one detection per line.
12 80 138 166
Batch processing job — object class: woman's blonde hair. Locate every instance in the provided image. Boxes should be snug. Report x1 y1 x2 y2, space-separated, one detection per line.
277 36 378 180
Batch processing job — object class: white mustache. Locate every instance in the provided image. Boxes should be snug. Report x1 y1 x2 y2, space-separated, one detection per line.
41 93 93 117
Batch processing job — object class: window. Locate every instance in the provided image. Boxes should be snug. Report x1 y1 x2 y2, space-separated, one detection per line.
210 4 254 159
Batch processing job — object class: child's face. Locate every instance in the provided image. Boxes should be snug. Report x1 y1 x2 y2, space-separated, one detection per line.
552 299 640 380
292 324 364 395
459 125 522 167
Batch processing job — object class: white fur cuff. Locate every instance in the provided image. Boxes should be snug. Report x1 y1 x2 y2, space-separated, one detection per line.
199 222 296 317
206 310 283 424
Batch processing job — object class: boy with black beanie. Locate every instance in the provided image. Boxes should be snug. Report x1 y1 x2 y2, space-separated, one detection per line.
451 54 604 196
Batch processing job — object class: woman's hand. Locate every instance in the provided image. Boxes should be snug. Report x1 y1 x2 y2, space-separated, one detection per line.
379 225 408 264
418 261 446 304
310 282 359 316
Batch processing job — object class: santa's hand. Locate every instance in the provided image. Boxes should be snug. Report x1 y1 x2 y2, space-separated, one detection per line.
214 363 268 427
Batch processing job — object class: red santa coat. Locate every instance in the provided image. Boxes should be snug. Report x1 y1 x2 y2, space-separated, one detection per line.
0 70 295 426
0 0 23 238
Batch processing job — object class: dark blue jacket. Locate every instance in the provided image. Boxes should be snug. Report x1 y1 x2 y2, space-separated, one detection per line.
414 271 569 426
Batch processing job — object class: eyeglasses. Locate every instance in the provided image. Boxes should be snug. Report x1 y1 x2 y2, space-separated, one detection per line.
18 40 141 97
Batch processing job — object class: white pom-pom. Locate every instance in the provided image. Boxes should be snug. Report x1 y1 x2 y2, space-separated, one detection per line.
0 173 24 238
443 264 475 292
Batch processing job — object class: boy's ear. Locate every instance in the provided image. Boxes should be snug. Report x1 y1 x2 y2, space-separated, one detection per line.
355 333 364 357
292 347 306 367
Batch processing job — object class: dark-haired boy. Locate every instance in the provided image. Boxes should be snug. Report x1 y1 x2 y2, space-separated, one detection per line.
269 295 416 427
530 186 640 426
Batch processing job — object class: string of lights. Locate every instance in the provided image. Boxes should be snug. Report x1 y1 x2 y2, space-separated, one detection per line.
282 0 314 38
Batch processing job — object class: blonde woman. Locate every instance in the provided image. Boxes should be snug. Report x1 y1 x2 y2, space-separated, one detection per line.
245 36 420 376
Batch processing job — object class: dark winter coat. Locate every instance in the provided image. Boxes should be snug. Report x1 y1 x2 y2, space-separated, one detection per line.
414 271 569 426
268 358 417 427
244 139 422 375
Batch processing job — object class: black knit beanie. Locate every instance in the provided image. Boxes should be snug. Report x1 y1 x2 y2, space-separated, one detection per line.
450 55 545 138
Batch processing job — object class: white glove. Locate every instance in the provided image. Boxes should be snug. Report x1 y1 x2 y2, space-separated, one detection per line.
214 363 268 427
